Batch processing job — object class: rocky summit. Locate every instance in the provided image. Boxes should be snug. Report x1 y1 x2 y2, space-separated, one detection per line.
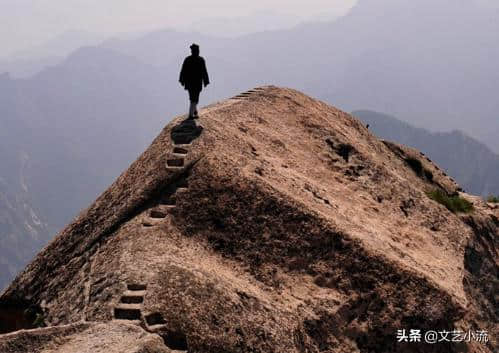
0 86 497 353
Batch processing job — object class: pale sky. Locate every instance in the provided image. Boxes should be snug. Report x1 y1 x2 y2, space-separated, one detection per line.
1 0 357 56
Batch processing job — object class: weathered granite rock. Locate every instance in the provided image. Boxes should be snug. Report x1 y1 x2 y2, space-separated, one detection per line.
0 86 496 352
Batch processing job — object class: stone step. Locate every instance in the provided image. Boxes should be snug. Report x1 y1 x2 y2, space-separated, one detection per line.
145 312 166 326
113 319 141 325
173 147 189 155
114 305 142 320
120 295 144 304
147 323 167 332
159 196 176 206
123 290 146 297
127 283 147 291
116 303 142 310
155 205 175 213
166 165 183 170
150 208 167 219
167 159 184 167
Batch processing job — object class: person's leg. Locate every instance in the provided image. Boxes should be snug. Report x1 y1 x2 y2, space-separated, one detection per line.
192 90 200 117
188 89 197 118
189 101 196 118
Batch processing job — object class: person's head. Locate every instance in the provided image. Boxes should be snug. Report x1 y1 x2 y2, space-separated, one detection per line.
190 43 200 56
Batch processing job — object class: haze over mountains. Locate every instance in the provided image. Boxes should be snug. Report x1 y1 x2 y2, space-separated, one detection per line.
0 50 171 289
1 0 498 290
354 110 499 197
0 31 105 78
103 0 499 153
0 9 341 79
178 10 304 38
0 95 51 288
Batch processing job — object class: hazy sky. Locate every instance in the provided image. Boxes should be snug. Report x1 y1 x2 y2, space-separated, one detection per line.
1 0 357 56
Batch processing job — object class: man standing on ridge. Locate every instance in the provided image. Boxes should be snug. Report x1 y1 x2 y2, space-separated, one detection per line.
179 43 210 119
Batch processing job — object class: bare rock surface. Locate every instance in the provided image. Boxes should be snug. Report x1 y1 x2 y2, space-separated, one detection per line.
0 321 172 353
0 86 497 352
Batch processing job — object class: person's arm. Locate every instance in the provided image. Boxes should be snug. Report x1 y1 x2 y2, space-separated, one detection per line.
179 58 187 86
202 58 210 87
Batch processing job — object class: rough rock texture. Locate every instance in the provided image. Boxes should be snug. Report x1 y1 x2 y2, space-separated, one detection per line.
0 321 172 353
0 86 497 352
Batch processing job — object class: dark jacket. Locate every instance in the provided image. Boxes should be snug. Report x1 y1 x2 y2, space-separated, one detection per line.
179 55 209 91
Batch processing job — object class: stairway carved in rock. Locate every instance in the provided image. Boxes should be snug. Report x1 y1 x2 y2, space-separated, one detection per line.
113 283 188 352
114 283 146 325
119 116 204 351
141 117 202 228
231 86 268 100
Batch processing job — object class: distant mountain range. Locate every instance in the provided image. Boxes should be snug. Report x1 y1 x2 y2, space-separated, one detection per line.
353 110 499 197
0 97 51 290
0 30 105 78
1 0 499 290
99 0 499 153
2 0 498 154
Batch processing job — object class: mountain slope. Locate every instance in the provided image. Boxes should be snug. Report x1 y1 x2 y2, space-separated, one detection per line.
0 30 104 78
1 87 497 353
353 110 499 196
1 0 499 287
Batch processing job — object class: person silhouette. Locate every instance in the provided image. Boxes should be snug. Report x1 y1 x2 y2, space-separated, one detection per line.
179 43 210 119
